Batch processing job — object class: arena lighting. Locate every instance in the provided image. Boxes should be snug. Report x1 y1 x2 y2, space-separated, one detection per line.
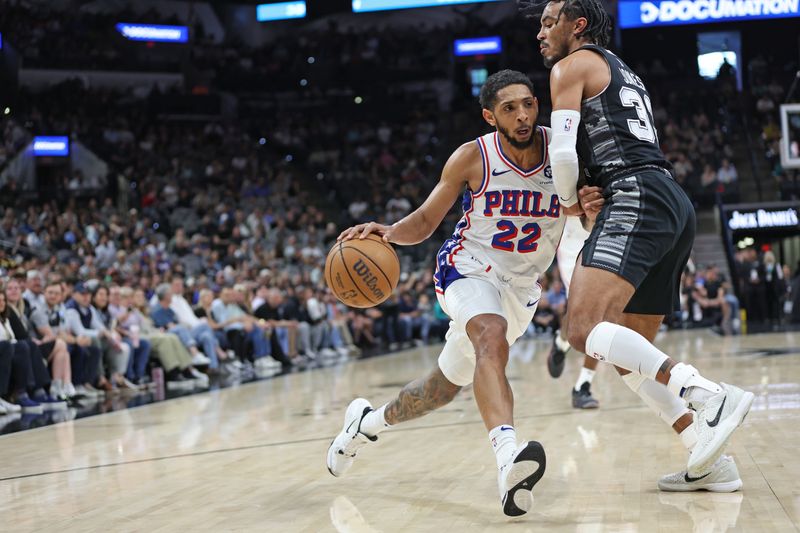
32 136 69 157
353 0 504 13
256 2 307 21
454 36 502 56
115 23 189 43
618 0 800 28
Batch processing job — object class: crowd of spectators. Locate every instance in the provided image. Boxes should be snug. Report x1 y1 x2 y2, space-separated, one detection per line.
0 0 197 71
651 81 742 207
747 55 800 201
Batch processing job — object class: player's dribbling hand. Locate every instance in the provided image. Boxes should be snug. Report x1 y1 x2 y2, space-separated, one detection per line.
578 186 604 221
337 221 393 242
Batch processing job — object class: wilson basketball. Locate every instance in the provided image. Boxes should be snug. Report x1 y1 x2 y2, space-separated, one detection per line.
325 233 400 308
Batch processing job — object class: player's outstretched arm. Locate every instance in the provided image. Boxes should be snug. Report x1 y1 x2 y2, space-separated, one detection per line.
548 53 589 208
337 143 479 245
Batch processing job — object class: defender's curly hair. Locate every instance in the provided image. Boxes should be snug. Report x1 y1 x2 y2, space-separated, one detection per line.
518 0 612 48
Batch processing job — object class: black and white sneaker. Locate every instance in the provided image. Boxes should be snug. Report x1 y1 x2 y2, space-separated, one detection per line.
571 382 599 409
658 455 742 492
498 441 547 517
326 398 377 477
689 383 754 476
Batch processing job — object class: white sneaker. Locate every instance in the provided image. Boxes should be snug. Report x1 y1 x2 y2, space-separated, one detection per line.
335 346 350 357
320 348 337 358
189 367 210 387
498 441 547 517
191 352 212 366
689 383 754 475
659 455 742 492
326 398 377 477
74 385 101 399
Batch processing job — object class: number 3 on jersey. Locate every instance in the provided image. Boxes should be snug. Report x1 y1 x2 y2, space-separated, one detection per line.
491 220 541 253
619 86 657 144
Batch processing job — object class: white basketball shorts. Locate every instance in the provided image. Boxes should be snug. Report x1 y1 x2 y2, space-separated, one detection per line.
436 274 541 387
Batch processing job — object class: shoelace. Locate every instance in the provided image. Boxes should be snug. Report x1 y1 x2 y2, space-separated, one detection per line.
340 433 368 457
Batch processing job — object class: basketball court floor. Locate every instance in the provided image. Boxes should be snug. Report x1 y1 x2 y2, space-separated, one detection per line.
1 329 798 532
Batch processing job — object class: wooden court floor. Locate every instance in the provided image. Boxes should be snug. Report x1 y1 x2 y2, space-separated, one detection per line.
1 329 798 532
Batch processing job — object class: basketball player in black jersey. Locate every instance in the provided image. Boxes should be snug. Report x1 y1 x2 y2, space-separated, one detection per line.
520 0 753 491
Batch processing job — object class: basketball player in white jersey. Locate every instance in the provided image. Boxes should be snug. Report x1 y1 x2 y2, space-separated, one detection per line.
548 216 602 409
326 70 603 517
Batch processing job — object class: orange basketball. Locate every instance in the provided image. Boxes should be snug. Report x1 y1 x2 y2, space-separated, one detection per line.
325 233 400 308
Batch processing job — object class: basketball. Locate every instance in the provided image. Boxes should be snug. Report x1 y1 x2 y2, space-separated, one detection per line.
325 234 400 308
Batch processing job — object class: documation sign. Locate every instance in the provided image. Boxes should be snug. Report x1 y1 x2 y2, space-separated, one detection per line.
618 0 800 28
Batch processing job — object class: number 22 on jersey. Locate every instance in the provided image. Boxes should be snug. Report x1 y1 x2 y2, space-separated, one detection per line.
491 220 542 253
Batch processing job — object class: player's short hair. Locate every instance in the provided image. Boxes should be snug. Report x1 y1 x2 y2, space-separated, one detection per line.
479 70 535 111
519 0 612 48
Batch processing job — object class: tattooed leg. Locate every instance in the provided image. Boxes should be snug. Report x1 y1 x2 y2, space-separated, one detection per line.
384 366 462 425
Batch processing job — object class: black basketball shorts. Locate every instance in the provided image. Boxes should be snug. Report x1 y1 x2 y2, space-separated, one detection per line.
581 168 696 315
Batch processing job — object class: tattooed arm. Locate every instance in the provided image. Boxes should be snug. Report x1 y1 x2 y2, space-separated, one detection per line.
384 367 462 425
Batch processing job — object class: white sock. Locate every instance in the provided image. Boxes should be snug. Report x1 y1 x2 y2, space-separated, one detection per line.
574 367 595 391
680 423 698 453
489 424 517 468
359 404 392 437
555 331 572 353
585 322 667 380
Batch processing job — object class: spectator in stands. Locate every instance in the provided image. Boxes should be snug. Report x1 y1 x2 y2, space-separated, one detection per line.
107 285 152 387
61 283 105 398
737 248 769 326
763 251 786 327
129 288 207 388
700 163 718 199
0 290 45 413
165 275 228 368
233 283 288 366
5 276 72 399
398 291 429 346
194 288 231 353
254 288 305 360
150 283 226 373
210 286 276 369
0 341 21 416
303 287 332 357
323 291 359 356
348 308 378 348
717 158 738 188
2 283 66 408
693 265 731 333
91 285 138 390
28 281 77 399
23 270 45 312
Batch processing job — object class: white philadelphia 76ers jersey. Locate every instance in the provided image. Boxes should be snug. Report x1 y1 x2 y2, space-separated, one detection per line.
434 126 566 293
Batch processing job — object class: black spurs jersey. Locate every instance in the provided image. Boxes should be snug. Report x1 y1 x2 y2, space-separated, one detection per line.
575 45 671 188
